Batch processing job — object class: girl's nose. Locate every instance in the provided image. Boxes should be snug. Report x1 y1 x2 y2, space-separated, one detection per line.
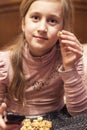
37 19 47 33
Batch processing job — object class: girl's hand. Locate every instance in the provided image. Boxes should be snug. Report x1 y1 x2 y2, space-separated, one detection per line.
0 103 20 130
58 30 83 70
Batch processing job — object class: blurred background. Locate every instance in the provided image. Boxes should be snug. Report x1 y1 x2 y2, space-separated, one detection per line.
0 0 87 49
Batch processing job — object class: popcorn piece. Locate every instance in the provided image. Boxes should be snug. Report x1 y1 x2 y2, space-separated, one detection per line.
57 31 62 37
37 116 43 121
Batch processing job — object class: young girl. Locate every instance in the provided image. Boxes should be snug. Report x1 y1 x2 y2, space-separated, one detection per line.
0 0 87 129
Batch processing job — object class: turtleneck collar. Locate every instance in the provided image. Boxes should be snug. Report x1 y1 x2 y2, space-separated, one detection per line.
23 42 60 68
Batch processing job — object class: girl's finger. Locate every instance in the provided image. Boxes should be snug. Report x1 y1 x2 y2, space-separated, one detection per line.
0 103 7 115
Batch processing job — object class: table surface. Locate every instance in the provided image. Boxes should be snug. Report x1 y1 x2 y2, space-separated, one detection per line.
41 109 87 130
51 113 87 130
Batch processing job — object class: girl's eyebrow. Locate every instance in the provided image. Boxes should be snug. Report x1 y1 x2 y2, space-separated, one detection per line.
49 14 61 18
30 11 61 18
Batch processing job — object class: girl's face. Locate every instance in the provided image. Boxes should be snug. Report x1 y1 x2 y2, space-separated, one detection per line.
22 0 63 56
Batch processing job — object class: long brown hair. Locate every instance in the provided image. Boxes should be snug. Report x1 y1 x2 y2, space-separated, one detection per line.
8 0 74 104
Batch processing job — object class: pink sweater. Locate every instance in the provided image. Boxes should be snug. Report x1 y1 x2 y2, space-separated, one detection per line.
0 44 87 116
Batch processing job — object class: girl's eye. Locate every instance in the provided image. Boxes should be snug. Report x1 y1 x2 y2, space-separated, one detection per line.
31 15 40 21
48 19 57 25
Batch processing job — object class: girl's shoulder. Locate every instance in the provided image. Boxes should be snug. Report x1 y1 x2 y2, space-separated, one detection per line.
0 50 10 54
0 50 10 60
0 50 11 80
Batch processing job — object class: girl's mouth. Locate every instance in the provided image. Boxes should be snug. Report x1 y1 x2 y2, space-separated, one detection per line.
34 35 48 40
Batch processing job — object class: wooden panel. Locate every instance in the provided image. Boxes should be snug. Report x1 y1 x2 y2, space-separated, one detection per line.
0 0 21 49
72 0 87 43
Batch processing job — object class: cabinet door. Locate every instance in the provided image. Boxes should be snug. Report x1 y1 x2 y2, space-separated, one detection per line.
72 0 87 43
0 0 21 49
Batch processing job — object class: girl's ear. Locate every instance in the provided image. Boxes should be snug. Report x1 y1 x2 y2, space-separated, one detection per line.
22 18 25 32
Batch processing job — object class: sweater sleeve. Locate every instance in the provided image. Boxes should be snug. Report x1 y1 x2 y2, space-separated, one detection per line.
59 57 87 116
0 52 9 104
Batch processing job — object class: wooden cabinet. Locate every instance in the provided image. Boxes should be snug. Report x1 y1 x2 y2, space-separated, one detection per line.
0 0 21 49
72 0 87 43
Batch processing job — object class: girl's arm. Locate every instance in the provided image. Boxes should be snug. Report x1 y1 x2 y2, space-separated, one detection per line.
58 30 87 116
0 57 21 129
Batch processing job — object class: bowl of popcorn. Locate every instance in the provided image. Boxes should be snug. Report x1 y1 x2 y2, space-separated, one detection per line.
20 116 52 130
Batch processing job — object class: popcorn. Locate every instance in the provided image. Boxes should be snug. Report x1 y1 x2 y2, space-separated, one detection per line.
20 117 52 130
57 31 62 37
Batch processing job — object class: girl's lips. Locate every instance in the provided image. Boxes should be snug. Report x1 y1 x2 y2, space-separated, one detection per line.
34 35 48 40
